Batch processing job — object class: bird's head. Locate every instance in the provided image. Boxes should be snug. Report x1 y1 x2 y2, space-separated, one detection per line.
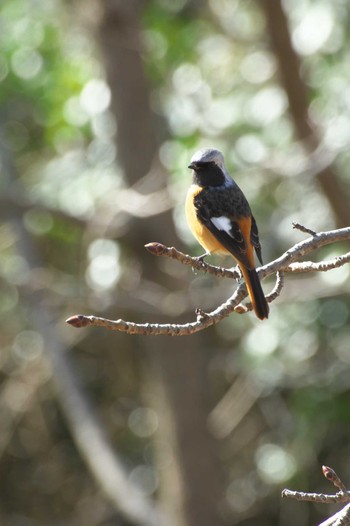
188 148 225 170
188 148 228 187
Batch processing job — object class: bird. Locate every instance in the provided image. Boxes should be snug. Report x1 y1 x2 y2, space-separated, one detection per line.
186 147 269 320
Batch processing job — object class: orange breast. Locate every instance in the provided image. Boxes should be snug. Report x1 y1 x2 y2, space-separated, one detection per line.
185 185 230 255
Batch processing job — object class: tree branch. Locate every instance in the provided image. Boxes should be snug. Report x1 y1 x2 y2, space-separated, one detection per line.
66 226 350 336
282 466 350 526
322 506 350 526
145 242 240 279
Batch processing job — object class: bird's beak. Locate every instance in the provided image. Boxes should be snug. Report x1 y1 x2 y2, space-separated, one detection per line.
188 162 196 170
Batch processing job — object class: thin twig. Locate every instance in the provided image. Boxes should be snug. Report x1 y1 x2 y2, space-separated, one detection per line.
145 242 240 279
281 489 350 504
283 466 350 526
266 270 284 300
262 227 350 278
65 282 244 335
286 252 350 273
282 466 350 504
293 222 317 236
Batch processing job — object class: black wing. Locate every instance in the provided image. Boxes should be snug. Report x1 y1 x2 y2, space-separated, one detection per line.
195 203 254 270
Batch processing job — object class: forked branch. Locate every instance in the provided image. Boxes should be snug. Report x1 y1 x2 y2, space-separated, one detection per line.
282 466 350 526
66 225 350 336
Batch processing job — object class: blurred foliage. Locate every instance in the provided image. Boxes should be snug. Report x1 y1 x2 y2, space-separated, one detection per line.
1 0 350 525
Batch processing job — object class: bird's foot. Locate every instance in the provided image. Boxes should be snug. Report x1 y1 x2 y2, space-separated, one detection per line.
191 251 210 272
229 264 242 282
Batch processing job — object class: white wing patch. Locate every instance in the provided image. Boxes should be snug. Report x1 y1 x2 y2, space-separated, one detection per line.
211 216 233 237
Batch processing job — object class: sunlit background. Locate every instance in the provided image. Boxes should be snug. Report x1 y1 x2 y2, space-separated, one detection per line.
1 0 350 525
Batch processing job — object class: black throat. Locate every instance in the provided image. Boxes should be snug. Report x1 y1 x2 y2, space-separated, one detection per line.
192 162 226 187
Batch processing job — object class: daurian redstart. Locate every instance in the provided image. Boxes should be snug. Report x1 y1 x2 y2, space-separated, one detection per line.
186 147 269 320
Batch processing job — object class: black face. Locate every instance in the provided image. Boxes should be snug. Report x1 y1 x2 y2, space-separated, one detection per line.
189 161 225 187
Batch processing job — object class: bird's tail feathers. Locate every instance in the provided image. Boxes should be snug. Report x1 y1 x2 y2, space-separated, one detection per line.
241 267 269 320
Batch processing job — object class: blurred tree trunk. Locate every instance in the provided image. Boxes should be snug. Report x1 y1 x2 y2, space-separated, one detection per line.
259 0 350 227
96 1 223 525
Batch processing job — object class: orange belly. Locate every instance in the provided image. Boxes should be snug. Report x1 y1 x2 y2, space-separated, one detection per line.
185 185 230 255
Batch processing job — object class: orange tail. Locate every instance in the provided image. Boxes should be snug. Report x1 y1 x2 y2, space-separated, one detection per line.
240 266 269 320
